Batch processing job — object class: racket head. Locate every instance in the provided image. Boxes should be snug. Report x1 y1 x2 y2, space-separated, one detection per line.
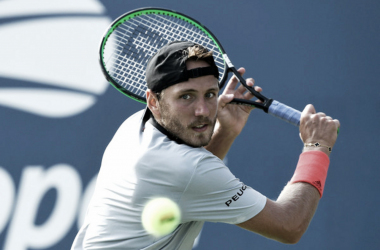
99 7 229 103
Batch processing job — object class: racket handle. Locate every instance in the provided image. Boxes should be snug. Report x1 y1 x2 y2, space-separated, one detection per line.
268 100 301 127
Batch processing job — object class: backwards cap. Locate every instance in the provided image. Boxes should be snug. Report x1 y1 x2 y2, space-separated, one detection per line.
145 41 219 92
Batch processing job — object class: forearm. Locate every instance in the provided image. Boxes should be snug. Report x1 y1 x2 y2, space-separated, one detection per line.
274 148 329 237
238 149 329 243
238 182 320 244
270 150 328 242
275 182 320 241
238 104 338 243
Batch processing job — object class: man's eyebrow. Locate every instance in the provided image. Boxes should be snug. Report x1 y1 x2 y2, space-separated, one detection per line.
207 87 220 92
176 87 219 93
176 88 197 93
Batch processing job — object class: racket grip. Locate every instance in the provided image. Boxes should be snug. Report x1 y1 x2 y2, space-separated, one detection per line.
268 100 301 127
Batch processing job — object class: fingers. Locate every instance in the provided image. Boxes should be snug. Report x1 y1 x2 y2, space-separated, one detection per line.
218 93 234 108
232 75 261 98
300 104 340 148
302 104 316 116
334 119 340 130
302 106 337 127
225 68 245 93
236 78 252 94
224 67 263 103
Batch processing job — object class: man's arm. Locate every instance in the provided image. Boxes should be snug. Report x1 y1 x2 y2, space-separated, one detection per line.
205 68 261 159
203 116 238 160
238 183 320 244
237 104 340 243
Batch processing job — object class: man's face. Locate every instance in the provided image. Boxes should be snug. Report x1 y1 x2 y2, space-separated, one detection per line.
157 60 219 147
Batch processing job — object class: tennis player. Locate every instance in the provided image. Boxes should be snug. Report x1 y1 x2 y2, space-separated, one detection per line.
72 41 339 249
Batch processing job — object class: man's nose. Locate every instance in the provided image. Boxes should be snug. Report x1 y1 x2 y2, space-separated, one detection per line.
194 98 210 117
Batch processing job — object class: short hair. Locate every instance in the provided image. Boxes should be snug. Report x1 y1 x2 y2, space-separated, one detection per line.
183 45 215 65
156 44 216 101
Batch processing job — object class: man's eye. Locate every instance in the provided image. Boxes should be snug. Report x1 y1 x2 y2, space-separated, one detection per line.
180 94 191 100
206 92 216 98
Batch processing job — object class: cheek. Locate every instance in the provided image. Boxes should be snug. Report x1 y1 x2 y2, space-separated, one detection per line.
209 100 218 115
173 102 193 115
161 101 190 120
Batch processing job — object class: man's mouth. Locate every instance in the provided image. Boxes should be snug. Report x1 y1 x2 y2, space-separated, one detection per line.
192 124 208 132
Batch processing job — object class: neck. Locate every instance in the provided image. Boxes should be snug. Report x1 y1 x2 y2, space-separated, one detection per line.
148 116 196 147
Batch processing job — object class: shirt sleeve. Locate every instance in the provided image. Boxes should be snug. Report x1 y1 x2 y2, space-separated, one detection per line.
179 153 267 225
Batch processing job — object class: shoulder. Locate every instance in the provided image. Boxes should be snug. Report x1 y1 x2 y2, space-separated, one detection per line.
185 153 238 193
110 109 146 138
103 109 145 152
119 109 146 129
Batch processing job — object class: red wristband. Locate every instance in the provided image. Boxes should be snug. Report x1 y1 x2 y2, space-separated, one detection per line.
290 151 330 197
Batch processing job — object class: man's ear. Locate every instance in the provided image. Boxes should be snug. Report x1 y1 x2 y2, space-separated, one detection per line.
146 90 161 119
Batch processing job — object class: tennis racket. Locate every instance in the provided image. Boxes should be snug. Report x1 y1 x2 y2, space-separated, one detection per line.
99 7 301 126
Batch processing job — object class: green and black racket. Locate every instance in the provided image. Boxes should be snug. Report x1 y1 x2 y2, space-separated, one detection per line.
99 7 302 126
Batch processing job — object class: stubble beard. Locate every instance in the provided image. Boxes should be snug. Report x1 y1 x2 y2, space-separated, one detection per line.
158 101 217 147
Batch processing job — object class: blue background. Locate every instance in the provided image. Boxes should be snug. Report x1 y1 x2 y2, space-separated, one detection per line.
1 0 379 249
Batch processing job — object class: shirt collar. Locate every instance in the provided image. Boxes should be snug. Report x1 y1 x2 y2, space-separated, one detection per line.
143 107 197 147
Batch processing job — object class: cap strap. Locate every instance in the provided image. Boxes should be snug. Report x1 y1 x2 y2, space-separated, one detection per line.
186 66 219 79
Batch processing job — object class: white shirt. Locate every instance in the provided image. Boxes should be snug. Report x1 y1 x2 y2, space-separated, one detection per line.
72 110 266 250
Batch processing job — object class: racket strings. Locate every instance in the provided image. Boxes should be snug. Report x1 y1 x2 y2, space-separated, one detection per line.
106 25 151 97
107 14 225 73
142 14 225 75
102 13 226 99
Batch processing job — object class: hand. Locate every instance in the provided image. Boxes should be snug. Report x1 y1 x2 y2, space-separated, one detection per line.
216 67 262 137
300 104 340 155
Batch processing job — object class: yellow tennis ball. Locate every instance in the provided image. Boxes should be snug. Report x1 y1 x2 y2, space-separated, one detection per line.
141 197 181 237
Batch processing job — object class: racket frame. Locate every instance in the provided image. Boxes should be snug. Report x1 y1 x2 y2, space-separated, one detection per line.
98 7 274 111
99 7 229 104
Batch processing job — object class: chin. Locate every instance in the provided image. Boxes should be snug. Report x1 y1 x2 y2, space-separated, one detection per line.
187 140 209 147
183 132 213 147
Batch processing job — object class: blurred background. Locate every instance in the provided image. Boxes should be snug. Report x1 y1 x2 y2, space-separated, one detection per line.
0 0 379 249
